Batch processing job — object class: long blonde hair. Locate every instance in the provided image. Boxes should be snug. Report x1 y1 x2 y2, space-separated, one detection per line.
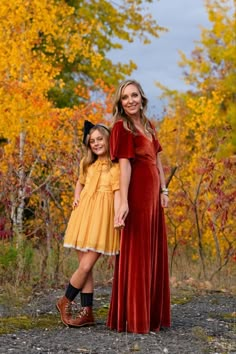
112 79 154 135
82 125 111 174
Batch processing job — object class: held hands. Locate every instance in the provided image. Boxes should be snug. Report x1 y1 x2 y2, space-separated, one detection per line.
114 219 125 230
114 202 129 229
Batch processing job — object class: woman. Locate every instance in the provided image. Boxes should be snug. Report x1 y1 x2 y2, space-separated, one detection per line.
107 79 171 334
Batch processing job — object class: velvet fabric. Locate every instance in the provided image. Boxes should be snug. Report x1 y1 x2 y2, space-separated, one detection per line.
107 120 171 334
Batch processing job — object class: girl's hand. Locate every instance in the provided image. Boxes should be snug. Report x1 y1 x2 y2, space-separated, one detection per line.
72 199 79 209
161 194 169 208
114 219 125 230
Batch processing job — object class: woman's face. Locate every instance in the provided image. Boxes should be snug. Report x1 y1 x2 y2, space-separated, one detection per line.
89 129 108 158
120 84 142 118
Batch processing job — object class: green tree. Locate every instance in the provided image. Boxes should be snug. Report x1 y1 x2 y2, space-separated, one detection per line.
47 0 166 107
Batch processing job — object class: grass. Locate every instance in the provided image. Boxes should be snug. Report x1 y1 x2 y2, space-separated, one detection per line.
171 292 193 305
95 304 109 320
0 314 60 335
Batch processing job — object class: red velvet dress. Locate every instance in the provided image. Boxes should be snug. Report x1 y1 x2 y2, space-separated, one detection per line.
107 120 171 334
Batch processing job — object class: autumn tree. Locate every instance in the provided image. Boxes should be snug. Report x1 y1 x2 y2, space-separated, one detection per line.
48 0 166 107
0 0 164 285
0 0 95 245
157 0 236 282
178 0 236 154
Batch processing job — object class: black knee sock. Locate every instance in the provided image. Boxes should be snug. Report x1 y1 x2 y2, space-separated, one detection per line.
65 282 81 301
80 292 93 307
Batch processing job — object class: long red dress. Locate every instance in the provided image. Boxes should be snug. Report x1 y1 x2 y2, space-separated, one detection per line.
107 120 171 334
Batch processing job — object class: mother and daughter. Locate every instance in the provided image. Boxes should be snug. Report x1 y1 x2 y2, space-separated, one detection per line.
57 79 171 334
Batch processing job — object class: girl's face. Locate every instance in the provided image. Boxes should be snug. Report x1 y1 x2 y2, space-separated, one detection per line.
89 129 108 158
120 84 142 118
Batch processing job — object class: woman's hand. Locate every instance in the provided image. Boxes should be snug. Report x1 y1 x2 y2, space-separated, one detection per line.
114 202 129 228
161 194 169 208
116 158 131 227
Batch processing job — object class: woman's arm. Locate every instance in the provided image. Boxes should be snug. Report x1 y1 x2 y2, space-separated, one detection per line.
114 190 124 229
114 190 121 217
157 153 169 208
72 180 84 209
115 158 131 225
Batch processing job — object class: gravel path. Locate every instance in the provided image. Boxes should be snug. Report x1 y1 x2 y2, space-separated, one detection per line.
0 286 235 354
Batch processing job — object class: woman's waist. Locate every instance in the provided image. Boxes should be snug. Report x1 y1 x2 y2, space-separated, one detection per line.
131 163 159 180
132 158 157 167
131 159 157 170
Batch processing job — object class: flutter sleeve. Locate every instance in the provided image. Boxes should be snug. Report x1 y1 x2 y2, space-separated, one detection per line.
110 120 135 161
78 158 86 185
110 163 120 191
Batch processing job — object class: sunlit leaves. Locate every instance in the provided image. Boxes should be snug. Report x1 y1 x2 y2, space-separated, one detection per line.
48 0 166 107
158 0 235 278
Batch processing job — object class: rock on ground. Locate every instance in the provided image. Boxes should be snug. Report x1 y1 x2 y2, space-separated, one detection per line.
0 286 235 354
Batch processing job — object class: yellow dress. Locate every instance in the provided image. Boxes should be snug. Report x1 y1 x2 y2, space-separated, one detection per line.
63 158 120 255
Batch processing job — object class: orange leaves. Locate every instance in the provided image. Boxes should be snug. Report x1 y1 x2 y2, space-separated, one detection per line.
0 0 94 144
157 1 235 275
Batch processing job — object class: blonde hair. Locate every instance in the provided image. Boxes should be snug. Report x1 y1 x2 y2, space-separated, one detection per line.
82 125 111 174
112 79 154 135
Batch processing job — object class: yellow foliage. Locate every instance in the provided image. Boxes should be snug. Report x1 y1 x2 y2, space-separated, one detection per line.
157 1 235 278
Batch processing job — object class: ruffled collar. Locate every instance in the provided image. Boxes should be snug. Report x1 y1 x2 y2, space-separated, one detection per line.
93 158 111 168
95 158 110 163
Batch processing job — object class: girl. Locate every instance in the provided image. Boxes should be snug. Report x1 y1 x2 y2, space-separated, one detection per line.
57 120 121 328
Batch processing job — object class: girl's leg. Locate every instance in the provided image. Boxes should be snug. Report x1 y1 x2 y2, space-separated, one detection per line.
78 251 95 309
81 270 94 293
57 250 100 327
68 252 100 327
69 250 100 289
56 250 82 326
80 271 94 308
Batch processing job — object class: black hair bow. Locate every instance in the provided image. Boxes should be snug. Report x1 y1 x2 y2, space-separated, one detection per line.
83 120 95 145
82 120 110 145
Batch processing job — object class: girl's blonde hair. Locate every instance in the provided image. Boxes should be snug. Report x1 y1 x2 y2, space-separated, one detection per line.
82 125 111 174
112 79 154 135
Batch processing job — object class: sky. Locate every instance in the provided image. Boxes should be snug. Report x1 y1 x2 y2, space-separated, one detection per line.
108 0 210 116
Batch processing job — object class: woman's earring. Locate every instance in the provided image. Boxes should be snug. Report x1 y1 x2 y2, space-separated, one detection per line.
120 107 123 114
140 105 143 111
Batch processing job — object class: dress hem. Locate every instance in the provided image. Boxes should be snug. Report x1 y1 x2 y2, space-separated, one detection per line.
107 324 171 334
63 244 119 256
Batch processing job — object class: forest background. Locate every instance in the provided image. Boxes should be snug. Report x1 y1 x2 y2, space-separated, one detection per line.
0 0 235 297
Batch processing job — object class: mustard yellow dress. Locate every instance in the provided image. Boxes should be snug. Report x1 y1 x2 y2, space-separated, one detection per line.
63 158 120 255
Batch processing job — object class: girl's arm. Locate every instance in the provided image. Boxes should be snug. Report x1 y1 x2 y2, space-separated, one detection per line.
116 158 131 225
72 180 84 209
157 153 169 208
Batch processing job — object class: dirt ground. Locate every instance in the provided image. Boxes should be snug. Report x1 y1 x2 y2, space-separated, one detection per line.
0 285 235 354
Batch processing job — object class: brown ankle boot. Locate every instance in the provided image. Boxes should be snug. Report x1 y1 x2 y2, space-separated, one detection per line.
68 306 95 328
56 296 72 326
